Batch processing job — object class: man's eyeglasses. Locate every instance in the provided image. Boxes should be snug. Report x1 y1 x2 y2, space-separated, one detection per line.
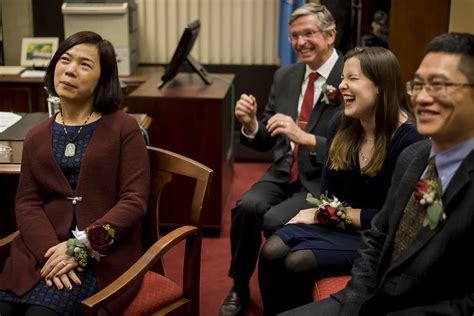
406 80 474 97
288 30 322 42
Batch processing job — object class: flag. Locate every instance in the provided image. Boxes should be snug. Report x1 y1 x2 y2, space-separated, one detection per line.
278 0 306 66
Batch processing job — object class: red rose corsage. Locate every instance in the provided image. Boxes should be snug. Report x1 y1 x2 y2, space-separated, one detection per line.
66 224 115 267
307 192 352 229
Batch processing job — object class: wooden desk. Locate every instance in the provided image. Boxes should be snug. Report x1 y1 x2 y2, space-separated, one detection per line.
0 139 21 237
0 111 22 237
0 75 47 112
126 72 235 231
0 66 160 112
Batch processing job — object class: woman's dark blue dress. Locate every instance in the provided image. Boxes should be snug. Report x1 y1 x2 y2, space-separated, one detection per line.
275 115 423 276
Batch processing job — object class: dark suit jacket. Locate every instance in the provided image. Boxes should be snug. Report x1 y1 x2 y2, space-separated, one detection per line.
338 139 474 315
0 110 150 314
241 55 344 196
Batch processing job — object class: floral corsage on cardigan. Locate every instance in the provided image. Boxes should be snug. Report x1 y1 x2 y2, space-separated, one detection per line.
66 224 115 267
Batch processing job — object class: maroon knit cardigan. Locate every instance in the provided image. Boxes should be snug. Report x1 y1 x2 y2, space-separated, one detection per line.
0 110 150 314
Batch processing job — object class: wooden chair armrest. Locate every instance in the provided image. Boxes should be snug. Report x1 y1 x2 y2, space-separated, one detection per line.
0 231 19 270
81 225 198 316
0 231 19 248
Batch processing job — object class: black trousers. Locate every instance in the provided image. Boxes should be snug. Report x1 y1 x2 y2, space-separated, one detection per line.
228 180 313 287
258 250 316 315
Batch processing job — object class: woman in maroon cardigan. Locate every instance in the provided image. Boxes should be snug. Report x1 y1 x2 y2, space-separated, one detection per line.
0 31 149 316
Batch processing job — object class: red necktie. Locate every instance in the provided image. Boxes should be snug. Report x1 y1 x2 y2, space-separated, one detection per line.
290 72 318 182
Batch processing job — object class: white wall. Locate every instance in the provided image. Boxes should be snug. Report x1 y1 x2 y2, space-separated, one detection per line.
135 0 279 65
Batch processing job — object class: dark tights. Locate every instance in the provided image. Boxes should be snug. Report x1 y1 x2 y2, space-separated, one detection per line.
0 301 61 316
258 235 318 316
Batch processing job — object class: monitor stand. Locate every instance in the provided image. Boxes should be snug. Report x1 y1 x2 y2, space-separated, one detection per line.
186 54 213 86
158 55 213 89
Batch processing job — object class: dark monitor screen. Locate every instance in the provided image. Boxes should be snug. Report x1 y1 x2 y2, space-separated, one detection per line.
158 20 212 89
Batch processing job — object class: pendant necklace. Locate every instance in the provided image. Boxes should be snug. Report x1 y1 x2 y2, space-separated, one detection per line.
359 150 369 163
61 109 94 157
359 138 375 165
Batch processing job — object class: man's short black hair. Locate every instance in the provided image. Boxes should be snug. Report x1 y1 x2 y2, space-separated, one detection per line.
426 32 474 84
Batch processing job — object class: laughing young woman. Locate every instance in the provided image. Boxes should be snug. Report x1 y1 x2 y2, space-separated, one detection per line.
0 31 149 316
258 46 424 315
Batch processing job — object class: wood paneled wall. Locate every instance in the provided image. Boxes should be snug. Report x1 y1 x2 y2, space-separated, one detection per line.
389 0 451 85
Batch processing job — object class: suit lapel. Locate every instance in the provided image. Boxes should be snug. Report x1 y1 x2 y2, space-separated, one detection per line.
307 53 344 132
277 64 305 152
288 63 306 119
387 149 474 272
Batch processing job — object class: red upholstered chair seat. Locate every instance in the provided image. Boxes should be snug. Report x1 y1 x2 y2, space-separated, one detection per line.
313 275 351 301
122 271 182 316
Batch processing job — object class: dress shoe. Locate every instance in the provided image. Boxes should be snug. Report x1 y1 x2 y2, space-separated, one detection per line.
219 286 249 316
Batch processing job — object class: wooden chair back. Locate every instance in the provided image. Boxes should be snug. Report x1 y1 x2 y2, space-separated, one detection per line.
143 146 213 315
143 146 213 264
81 146 213 316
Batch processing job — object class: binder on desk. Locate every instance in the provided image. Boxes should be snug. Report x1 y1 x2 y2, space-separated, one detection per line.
0 112 22 133
0 112 48 141
0 113 48 166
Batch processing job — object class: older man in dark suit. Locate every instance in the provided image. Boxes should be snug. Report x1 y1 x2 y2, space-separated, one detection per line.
280 32 474 316
220 3 344 316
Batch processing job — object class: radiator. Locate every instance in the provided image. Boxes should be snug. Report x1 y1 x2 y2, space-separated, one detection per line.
135 0 280 65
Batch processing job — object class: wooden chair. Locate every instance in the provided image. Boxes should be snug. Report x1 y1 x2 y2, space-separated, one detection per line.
0 146 213 316
0 231 19 271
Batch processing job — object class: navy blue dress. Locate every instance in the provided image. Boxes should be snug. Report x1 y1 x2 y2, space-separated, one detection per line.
0 121 99 315
276 114 423 276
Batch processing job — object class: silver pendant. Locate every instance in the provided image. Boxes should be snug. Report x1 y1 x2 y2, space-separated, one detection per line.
65 143 76 157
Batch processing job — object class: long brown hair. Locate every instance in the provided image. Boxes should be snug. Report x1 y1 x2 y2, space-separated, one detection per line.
329 46 408 176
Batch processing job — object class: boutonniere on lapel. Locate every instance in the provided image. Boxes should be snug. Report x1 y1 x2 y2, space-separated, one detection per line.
414 179 446 229
321 83 342 105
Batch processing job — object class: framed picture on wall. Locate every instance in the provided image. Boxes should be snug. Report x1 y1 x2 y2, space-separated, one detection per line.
20 37 59 68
